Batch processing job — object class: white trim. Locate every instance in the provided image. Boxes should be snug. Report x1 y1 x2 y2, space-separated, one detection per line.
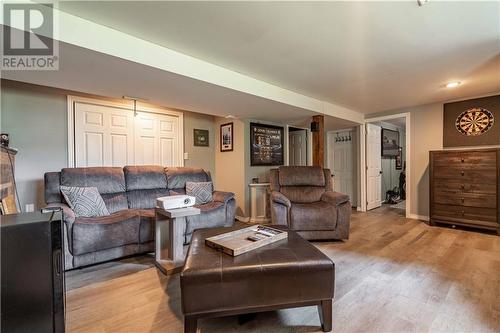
408 214 429 222
364 112 411 218
67 95 184 168
359 124 367 212
286 125 312 166
67 97 75 167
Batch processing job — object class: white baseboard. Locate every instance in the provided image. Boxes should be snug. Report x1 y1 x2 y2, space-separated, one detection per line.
408 213 429 222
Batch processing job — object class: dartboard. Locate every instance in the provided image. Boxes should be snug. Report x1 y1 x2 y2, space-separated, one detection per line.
455 107 494 136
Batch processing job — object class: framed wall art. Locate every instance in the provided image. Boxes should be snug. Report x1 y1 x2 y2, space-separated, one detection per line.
443 95 498 147
381 128 399 157
250 123 284 166
193 129 209 147
220 122 233 152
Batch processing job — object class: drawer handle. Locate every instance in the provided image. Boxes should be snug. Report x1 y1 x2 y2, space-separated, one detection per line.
461 211 465 216
461 171 465 176
461 197 465 203
461 158 465 163
460 184 465 190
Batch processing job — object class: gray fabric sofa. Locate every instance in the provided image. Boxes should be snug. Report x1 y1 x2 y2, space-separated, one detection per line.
44 166 236 269
269 166 351 240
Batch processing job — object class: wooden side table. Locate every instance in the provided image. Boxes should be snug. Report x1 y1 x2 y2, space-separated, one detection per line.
155 206 200 275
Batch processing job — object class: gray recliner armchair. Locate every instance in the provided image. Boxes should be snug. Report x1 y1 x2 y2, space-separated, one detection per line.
269 166 351 240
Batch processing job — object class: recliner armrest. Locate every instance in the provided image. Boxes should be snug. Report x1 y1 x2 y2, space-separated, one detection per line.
321 191 350 206
212 191 235 204
271 191 291 208
46 203 76 224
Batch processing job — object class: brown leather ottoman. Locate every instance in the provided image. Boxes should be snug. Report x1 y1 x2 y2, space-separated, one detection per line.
180 225 335 332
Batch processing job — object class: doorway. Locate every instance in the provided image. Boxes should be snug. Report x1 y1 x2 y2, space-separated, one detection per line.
288 127 309 166
363 115 409 217
327 128 357 207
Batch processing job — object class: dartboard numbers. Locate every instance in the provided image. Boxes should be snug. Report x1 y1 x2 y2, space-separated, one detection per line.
455 107 494 136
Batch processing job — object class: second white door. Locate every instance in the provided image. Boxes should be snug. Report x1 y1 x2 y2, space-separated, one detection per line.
366 123 382 210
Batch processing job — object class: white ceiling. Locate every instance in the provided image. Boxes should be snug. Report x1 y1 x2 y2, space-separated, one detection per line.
56 1 500 114
4 41 348 125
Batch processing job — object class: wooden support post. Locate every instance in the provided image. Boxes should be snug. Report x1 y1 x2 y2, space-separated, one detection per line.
312 115 324 168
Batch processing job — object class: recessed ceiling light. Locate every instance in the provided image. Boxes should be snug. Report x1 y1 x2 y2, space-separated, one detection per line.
446 81 461 88
225 115 237 119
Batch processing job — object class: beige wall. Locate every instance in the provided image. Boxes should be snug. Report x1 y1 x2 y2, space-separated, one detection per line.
214 117 246 216
1 81 216 211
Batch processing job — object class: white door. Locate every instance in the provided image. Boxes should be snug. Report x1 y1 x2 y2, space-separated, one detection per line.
75 102 134 167
134 111 181 166
288 130 307 166
327 131 355 205
73 98 183 168
366 123 382 210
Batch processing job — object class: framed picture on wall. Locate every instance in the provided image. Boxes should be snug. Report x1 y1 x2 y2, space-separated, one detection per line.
381 128 399 156
395 147 403 170
193 129 209 147
220 122 233 152
250 123 284 166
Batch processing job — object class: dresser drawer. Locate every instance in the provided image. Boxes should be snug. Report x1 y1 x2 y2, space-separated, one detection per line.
434 192 497 208
433 181 497 196
432 151 497 168
432 204 497 224
432 167 497 183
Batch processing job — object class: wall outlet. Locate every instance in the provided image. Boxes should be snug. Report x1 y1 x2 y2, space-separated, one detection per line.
184 152 189 160
25 203 35 213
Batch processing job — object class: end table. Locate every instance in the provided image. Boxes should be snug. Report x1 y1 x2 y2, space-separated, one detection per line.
155 206 200 275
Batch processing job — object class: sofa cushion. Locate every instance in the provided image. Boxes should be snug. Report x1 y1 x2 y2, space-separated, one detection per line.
290 201 337 231
186 181 213 204
124 165 167 191
60 186 110 218
61 167 126 194
278 166 325 187
185 202 225 239
166 167 210 190
127 188 170 209
71 210 140 255
280 186 325 203
133 209 155 243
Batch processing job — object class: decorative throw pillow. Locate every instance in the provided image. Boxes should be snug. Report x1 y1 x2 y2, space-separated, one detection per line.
186 181 213 205
60 186 110 218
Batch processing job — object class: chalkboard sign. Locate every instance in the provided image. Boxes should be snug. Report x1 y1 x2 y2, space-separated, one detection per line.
250 123 284 166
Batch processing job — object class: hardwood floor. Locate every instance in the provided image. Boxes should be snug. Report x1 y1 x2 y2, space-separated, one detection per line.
65 208 500 332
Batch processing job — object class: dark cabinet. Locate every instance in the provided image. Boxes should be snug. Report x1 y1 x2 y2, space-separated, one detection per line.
1 211 65 333
429 149 499 234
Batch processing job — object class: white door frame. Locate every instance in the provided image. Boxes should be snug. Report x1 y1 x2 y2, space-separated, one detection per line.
285 125 312 166
326 128 357 207
362 112 411 218
67 95 184 168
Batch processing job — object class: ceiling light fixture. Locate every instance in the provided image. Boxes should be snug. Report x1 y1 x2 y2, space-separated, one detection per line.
225 115 237 119
446 81 461 88
417 0 429 6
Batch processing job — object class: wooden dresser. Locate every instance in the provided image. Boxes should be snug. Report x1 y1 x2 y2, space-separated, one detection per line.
429 149 499 234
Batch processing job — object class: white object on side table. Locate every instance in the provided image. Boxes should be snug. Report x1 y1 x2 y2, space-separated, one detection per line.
249 183 270 224
155 206 200 275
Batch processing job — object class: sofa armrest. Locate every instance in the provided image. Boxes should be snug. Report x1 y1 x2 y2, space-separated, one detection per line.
46 203 76 224
271 191 291 208
321 191 350 206
212 191 235 204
